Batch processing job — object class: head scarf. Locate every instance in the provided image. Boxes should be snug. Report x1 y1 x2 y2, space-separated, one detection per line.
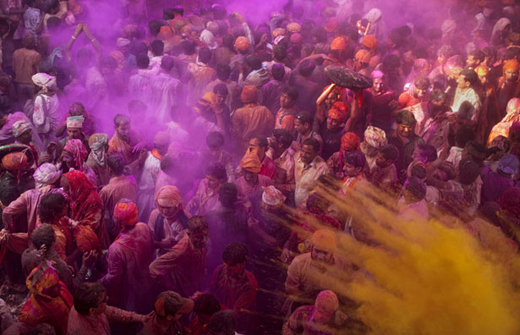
199 92 216 107
12 120 31 138
311 229 337 252
262 186 286 206
64 139 88 171
116 38 131 48
355 49 371 64
499 187 520 217
234 36 250 52
272 28 286 38
34 163 61 189
156 185 183 208
364 126 387 148
503 59 520 76
240 147 262 173
341 132 361 151
66 116 84 129
2 152 27 171
324 17 339 33
32 73 57 92
491 18 511 43
290 33 303 44
362 35 377 50
498 153 519 175
63 170 97 212
154 291 194 317
25 265 60 298
331 36 347 51
327 102 348 124
313 290 339 322
241 85 258 104
286 22 301 33
114 200 138 227
88 133 109 167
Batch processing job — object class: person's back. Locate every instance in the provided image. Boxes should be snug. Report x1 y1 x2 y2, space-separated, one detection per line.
289 59 320 114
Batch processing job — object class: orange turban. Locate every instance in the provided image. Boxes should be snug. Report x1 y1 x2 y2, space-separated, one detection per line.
311 229 337 252
355 49 371 64
234 36 250 52
327 102 348 123
287 22 301 33
503 59 520 74
199 92 216 107
114 200 138 226
156 185 183 208
2 152 28 170
341 132 361 151
331 36 347 51
272 28 286 38
475 65 489 77
240 147 262 173
241 85 258 104
362 35 377 50
158 25 175 41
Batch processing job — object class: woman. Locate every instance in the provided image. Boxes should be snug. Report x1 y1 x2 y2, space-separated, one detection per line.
86 133 110 187
18 265 73 335
31 73 60 146
61 170 108 249
488 98 520 145
62 138 98 186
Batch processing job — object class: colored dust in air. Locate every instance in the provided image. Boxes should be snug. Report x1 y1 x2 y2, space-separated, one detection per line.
292 181 520 335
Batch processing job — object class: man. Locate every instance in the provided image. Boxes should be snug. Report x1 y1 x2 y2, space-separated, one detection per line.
107 114 146 176
186 163 227 216
371 144 399 192
247 135 276 180
269 129 296 197
55 116 89 161
466 49 485 70
319 103 347 161
12 34 41 104
128 53 153 104
327 132 361 180
398 76 430 109
293 113 323 152
12 120 39 163
264 45 292 83
232 86 274 155
99 155 138 240
86 133 110 187
210 242 258 335
418 89 452 159
261 64 286 115
275 87 299 133
100 200 155 314
235 148 272 201
289 59 320 114
388 110 424 183
365 71 397 136
241 55 270 89
149 216 209 297
188 294 222 335
151 56 184 124
294 138 329 207
187 47 216 105
451 68 482 129
140 291 194 335
206 63 241 111
497 59 520 119
61 139 98 186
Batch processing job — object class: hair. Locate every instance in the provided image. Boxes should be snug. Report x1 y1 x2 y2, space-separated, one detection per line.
160 155 175 173
136 53 150 69
194 293 222 316
151 39 164 56
38 193 67 223
222 242 249 265
282 86 299 101
273 44 287 61
458 158 480 185
410 163 427 179
188 216 209 233
208 310 237 335
161 56 175 72
455 125 475 147
74 283 106 315
222 34 234 49
182 40 197 55
216 63 231 81
273 129 294 149
464 140 487 163
437 45 453 58
206 162 227 181
213 83 228 96
404 177 427 201
396 110 416 125
430 89 447 103
30 224 56 251
22 34 36 49
218 183 238 208
459 69 478 86
199 47 212 64
414 76 430 90
114 114 130 127
469 49 485 63
271 63 286 81
504 47 519 61
253 135 268 149
163 8 174 20
172 5 184 16
206 131 225 149
296 112 313 127
148 20 163 37
299 59 316 77
26 323 56 335
246 55 262 70
417 143 438 163
302 137 320 153
344 151 366 168
379 144 399 162
107 154 125 176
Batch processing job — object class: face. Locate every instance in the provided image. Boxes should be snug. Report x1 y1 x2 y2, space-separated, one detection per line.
375 151 388 167
189 230 208 249
158 203 180 219
505 69 519 83
372 78 384 94
248 138 265 157
67 128 82 139
61 150 75 169
325 92 339 107
225 262 245 277
430 97 446 115
300 144 317 165
437 55 447 65
206 174 221 190
215 93 227 106
280 93 294 108
342 162 361 177
478 74 488 85
415 87 428 99
243 170 258 185
397 123 412 138
311 246 333 264
17 130 32 144
466 55 478 68
326 116 341 131
294 119 308 134
116 121 131 141
60 176 70 194
91 292 108 316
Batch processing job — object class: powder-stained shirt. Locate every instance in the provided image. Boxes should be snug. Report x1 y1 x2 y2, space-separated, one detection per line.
294 153 329 207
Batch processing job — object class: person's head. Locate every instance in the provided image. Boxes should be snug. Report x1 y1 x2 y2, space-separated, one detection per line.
244 55 262 74
273 44 287 62
327 103 347 132
172 5 184 17
437 45 453 65
218 183 238 208
240 85 258 104
271 63 285 82
216 63 231 82
343 151 366 177
22 34 36 50
153 131 170 156
206 163 227 190
248 135 268 158
454 125 474 148
107 154 124 176
280 86 299 109
74 283 108 317
294 113 313 134
467 49 484 68
208 310 236 335
413 76 430 99
371 70 385 94
429 89 447 115
151 39 164 56
161 56 175 72
114 114 131 141
301 138 320 165
206 131 225 153
199 47 212 65
222 242 248 277
458 158 480 185
313 290 339 324
12 120 32 144
194 293 221 325
376 144 399 168
136 53 150 69
38 193 67 223
403 177 427 204
66 116 84 139
187 216 209 249
497 154 519 177
462 140 487 163
154 291 194 322
272 129 293 152
503 59 520 83
299 59 316 78
457 68 478 89
310 229 337 264
413 143 438 164
156 186 183 219
213 84 228 106
395 110 416 139
30 224 55 253
182 40 197 55
69 102 86 117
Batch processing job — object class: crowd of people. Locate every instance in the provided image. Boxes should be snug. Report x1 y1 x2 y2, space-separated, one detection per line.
0 0 519 334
